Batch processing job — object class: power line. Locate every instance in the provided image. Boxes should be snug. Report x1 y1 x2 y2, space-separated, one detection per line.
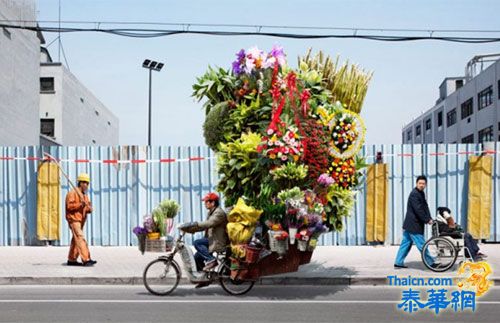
2 19 500 34
1 23 500 43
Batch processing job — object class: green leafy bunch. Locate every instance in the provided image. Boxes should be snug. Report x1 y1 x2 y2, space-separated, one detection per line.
216 132 264 206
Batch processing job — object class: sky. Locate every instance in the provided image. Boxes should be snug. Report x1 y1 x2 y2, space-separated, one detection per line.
36 0 500 146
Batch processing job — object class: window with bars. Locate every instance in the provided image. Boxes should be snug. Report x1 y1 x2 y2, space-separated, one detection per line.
40 77 55 93
461 98 473 119
447 109 457 127
478 86 493 110
437 111 443 127
461 134 474 143
478 126 493 143
425 119 431 131
416 125 421 137
40 119 55 137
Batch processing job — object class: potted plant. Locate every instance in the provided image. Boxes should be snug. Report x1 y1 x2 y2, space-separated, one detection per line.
152 199 180 238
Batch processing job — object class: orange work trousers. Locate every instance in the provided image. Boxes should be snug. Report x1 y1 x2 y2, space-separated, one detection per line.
68 221 90 262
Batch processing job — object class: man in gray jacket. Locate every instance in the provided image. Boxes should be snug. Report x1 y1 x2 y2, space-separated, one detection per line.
192 192 228 274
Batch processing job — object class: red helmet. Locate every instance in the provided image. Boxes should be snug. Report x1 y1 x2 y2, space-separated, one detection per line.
202 192 219 202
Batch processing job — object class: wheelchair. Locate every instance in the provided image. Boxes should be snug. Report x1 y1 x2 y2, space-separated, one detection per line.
421 220 473 272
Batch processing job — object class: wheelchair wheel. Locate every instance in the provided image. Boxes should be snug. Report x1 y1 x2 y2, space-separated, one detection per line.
422 237 457 272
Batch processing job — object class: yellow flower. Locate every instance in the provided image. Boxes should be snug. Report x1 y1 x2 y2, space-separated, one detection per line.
270 153 276 159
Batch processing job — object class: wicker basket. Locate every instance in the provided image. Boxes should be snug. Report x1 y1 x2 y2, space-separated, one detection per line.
268 231 288 254
145 236 174 253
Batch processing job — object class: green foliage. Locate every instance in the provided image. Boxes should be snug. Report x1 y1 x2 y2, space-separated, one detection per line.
192 66 236 115
216 132 265 206
152 199 180 236
298 49 373 113
203 102 230 151
270 162 309 189
261 203 286 225
223 99 272 143
324 187 356 231
277 187 304 203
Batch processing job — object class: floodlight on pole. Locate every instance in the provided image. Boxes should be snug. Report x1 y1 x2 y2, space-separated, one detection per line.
142 59 164 146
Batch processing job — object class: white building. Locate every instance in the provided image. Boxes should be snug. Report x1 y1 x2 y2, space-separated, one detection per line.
0 0 40 146
402 55 500 144
0 0 119 147
39 53 119 146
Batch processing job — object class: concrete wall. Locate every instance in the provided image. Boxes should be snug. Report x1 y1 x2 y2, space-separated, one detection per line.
39 63 119 146
0 0 40 146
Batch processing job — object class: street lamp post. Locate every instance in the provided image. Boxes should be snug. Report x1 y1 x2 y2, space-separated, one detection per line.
142 59 164 146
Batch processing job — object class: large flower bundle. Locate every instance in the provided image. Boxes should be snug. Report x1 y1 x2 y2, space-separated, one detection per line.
193 45 371 233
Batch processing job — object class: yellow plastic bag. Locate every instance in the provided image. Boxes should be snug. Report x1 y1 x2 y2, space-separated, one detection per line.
227 198 262 224
226 198 263 258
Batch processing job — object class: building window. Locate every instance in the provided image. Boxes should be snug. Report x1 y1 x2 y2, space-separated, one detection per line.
407 130 412 141
461 98 473 119
416 125 421 137
92 139 96 144
80 97 84 103
455 79 463 89
40 77 55 93
95 110 99 116
478 85 493 110
461 134 474 144
478 126 493 143
107 121 111 126
40 119 55 137
2 27 11 39
437 111 443 128
425 119 431 132
447 109 457 127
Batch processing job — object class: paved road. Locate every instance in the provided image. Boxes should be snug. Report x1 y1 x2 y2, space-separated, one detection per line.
0 285 499 322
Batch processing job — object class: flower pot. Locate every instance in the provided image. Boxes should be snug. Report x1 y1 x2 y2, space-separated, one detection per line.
147 232 160 240
268 231 288 255
289 228 297 245
298 240 308 252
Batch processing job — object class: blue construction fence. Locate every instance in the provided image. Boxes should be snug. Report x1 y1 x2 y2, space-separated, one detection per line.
0 143 499 246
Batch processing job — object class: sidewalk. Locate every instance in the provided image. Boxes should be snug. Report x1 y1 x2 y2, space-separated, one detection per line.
0 244 498 285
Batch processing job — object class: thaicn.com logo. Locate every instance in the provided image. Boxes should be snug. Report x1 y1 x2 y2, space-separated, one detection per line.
387 261 493 314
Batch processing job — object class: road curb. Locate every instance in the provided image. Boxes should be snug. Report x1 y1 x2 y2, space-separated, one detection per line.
3 276 498 286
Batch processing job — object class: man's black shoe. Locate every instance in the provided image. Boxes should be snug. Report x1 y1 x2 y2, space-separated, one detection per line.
394 264 408 269
83 260 97 267
67 260 82 266
195 281 211 289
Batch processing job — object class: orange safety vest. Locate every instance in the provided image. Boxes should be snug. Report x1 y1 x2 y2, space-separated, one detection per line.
65 189 92 223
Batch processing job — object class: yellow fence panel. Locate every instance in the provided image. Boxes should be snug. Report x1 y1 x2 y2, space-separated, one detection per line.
37 162 61 240
366 163 388 242
467 156 492 239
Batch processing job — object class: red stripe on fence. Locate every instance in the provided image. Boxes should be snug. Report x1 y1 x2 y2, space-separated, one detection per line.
0 157 14 160
398 153 415 157
430 153 446 156
103 160 118 164
26 157 40 161
189 157 204 161
74 159 90 163
131 159 146 164
160 158 176 163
